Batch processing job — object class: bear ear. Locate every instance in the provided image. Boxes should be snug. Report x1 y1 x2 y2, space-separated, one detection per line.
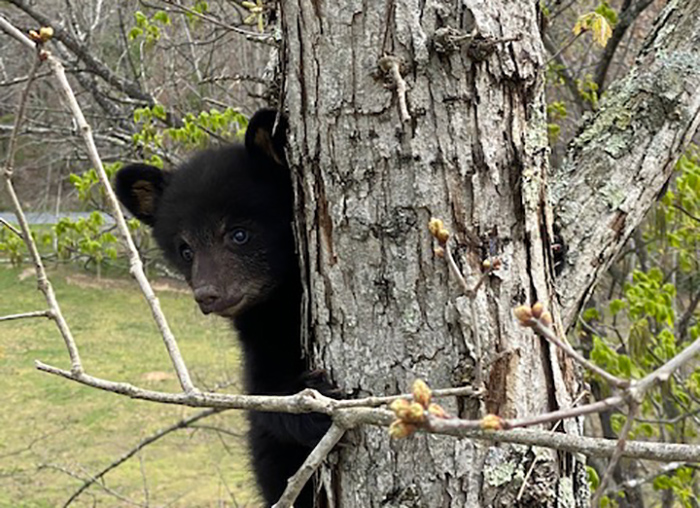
114 163 169 226
245 109 288 166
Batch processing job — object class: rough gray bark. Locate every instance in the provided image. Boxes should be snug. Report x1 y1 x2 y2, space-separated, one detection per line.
553 0 700 329
279 0 698 506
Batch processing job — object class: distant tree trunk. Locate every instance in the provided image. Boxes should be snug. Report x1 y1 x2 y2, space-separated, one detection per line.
280 0 700 506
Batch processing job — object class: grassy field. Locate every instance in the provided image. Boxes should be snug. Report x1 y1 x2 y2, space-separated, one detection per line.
0 265 260 507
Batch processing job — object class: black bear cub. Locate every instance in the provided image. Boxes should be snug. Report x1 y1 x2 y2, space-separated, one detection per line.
115 110 331 507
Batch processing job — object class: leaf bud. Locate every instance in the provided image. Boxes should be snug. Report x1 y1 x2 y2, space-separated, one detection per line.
428 217 444 237
481 414 504 430
513 305 533 325
428 218 450 245
389 419 416 439
39 26 54 41
412 379 432 408
389 398 410 415
531 302 544 319
427 403 448 419
540 311 553 327
404 402 426 423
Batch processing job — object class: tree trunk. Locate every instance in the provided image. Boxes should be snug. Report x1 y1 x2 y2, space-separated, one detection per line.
279 0 699 506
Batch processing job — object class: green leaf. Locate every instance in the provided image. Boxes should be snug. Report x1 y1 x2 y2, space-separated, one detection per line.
153 11 171 24
582 307 600 321
609 299 625 316
653 476 673 490
134 11 148 27
617 355 632 378
586 466 600 490
152 104 167 121
128 27 143 40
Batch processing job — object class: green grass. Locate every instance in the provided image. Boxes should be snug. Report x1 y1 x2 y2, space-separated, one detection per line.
0 265 261 507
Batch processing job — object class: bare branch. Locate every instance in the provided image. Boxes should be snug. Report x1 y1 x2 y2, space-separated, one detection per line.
6 0 155 104
35 361 700 463
0 310 52 322
0 216 22 236
42 463 145 507
530 317 629 389
45 47 197 393
505 394 625 431
633 332 700 396
593 0 656 91
0 39 83 374
158 0 276 44
591 402 638 506
272 423 346 508
0 13 196 392
64 408 224 507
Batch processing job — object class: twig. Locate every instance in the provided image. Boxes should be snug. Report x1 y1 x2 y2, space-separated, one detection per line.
530 318 629 388
42 463 145 507
544 32 582 66
5 0 156 104
0 14 35 49
593 0 655 91
0 42 83 375
0 217 22 236
591 402 638 506
542 34 585 114
35 361 700 462
607 461 686 494
506 394 625 430
64 408 223 507
0 310 52 322
335 385 482 408
272 423 346 508
158 0 276 44
138 452 149 507
633 332 700 396
443 242 471 294
378 55 411 124
0 14 197 394
45 52 197 393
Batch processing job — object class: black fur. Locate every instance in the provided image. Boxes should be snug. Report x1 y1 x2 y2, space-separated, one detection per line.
115 109 332 507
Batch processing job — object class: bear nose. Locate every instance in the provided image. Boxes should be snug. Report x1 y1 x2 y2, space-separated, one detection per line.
193 285 221 313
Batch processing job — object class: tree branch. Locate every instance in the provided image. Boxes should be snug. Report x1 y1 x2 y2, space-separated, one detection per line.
0 310 52 322
35 361 700 463
272 423 346 508
553 0 700 330
0 13 196 392
6 0 155 104
591 401 638 506
593 0 656 92
64 408 224 507
0 35 83 374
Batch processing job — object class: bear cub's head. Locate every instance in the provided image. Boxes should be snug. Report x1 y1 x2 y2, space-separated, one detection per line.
115 109 295 319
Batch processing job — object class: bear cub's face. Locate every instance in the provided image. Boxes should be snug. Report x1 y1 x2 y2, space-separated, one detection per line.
115 110 294 318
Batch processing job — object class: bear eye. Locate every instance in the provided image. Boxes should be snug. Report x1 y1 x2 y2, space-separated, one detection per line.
179 243 194 263
226 228 250 245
